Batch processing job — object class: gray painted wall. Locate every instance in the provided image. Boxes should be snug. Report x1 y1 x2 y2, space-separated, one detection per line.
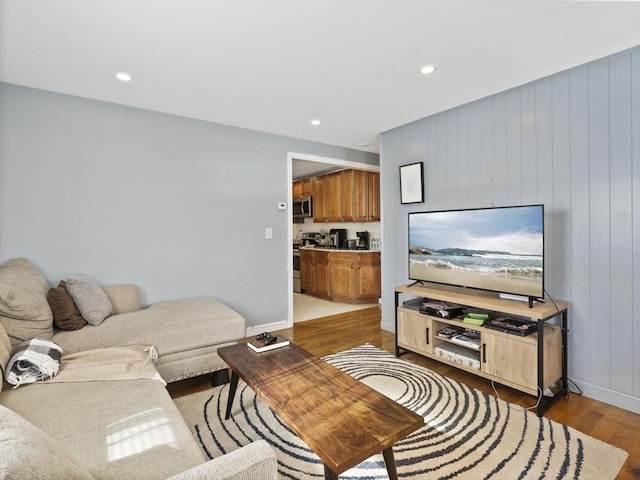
0 83 378 328
380 46 640 414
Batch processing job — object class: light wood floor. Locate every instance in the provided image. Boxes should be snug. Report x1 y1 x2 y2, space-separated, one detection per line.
168 307 640 480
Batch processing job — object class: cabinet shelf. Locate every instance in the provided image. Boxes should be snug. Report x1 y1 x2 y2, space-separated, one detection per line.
395 283 568 417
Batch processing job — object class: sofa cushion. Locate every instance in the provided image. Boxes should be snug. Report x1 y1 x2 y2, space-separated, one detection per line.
0 404 96 480
52 297 246 381
101 284 141 315
47 281 87 331
0 379 205 479
0 258 53 346
65 276 112 326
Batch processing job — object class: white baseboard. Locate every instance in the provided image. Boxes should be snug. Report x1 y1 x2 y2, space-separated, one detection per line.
246 320 289 337
569 379 640 415
381 319 395 333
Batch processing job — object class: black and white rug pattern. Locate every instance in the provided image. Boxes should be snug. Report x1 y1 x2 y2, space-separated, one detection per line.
175 344 627 479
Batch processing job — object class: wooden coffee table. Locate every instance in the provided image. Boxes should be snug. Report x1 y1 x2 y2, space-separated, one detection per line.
218 342 424 480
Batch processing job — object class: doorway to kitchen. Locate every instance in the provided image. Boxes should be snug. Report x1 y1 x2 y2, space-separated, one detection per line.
293 293 379 322
286 152 380 326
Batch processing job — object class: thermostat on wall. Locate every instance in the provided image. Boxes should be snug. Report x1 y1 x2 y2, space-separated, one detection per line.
277 202 287 210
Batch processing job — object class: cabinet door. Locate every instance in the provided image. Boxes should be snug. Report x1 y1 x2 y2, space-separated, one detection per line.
329 253 356 301
292 181 302 199
324 172 343 222
368 172 380 221
397 309 433 354
483 331 537 390
313 252 330 297
300 250 313 293
300 179 312 197
340 170 355 222
356 254 380 301
353 170 370 222
312 176 326 222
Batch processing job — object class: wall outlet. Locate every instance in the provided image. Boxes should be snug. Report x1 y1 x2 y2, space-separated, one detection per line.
265 227 273 239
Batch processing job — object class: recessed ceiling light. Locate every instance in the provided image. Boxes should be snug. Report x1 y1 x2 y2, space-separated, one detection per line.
310 119 321 126
419 64 437 75
359 142 370 147
115 72 133 82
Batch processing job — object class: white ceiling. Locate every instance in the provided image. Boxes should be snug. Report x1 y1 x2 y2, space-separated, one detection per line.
1 1 639 154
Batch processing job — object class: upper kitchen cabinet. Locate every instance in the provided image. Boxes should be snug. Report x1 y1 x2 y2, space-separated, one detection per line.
353 170 381 222
367 172 380 221
292 178 313 199
304 169 379 223
312 176 326 222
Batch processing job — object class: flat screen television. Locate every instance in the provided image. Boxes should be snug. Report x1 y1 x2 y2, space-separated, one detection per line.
408 204 544 303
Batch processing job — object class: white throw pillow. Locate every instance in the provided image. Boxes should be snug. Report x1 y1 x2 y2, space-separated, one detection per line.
0 405 96 480
65 276 112 326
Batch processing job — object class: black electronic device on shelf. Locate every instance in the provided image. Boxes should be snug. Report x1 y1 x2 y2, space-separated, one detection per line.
484 317 538 336
419 300 465 319
402 297 425 311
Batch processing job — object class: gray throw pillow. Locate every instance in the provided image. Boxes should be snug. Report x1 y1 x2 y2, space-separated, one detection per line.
65 276 112 326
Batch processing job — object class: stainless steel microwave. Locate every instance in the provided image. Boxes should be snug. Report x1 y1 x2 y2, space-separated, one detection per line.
293 196 313 218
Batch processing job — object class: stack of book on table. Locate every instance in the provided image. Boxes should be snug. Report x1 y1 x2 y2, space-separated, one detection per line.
247 335 290 353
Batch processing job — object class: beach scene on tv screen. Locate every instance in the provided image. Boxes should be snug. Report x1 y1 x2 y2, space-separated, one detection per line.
409 206 543 297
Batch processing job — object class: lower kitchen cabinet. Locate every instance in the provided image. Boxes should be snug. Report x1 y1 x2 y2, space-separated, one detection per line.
300 249 380 304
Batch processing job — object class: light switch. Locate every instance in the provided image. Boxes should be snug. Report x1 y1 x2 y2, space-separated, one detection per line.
265 227 273 239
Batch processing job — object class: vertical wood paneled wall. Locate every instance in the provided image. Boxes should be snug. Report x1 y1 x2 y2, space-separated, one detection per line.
380 46 640 413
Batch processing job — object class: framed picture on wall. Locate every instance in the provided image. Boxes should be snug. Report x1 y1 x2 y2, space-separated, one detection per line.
399 162 424 204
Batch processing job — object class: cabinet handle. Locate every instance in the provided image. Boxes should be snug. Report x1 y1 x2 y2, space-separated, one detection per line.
426 328 430 345
482 343 487 363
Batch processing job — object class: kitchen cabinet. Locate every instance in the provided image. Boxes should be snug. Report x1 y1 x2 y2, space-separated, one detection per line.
300 249 380 304
312 176 326 223
368 172 380 221
356 253 381 300
324 171 343 222
293 179 312 199
300 250 329 297
300 169 379 223
327 252 356 302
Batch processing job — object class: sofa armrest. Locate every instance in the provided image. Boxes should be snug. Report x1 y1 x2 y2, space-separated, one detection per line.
165 440 277 480
100 284 141 315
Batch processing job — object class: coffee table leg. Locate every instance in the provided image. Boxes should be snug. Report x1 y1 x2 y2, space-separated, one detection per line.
323 464 338 480
382 447 398 480
224 370 239 420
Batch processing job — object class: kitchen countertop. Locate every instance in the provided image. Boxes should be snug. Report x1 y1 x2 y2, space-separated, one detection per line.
298 246 379 253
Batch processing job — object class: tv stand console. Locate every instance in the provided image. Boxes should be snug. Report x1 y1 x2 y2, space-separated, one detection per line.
394 283 568 416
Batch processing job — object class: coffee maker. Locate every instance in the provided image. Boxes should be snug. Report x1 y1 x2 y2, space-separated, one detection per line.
356 231 370 250
329 229 347 249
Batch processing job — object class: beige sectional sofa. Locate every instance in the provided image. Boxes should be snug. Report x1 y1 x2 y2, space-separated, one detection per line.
0 258 277 480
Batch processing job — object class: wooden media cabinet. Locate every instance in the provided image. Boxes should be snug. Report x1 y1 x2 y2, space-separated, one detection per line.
394 282 568 416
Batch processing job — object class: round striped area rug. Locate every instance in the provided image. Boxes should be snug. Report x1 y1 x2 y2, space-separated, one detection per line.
174 344 628 480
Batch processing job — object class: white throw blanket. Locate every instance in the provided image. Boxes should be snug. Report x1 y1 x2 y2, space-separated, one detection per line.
5 338 63 387
47 345 165 385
